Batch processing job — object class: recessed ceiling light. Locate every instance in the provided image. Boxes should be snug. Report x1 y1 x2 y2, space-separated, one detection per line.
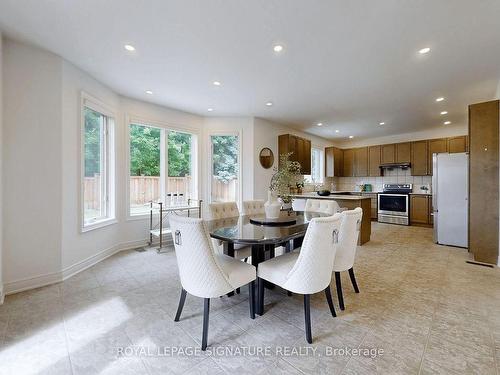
349 135 354 139
436 97 444 102
266 102 273 107
335 130 340 133
145 90 153 95
207 108 214 112
440 111 448 115
124 44 135 51
273 45 284 52
379 122 385 125
419 47 431 54
444 121 451 125
317 123 323 126
213 81 221 86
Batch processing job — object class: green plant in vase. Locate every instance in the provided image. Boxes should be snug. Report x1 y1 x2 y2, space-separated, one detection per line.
269 152 303 208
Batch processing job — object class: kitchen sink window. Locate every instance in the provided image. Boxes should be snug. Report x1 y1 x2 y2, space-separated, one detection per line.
304 147 324 183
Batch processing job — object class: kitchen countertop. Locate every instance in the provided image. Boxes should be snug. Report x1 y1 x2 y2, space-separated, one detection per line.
409 192 432 195
291 193 371 200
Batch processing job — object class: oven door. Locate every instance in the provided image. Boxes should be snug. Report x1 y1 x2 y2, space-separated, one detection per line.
378 194 408 216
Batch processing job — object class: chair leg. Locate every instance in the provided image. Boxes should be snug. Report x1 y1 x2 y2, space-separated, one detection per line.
304 294 312 344
201 298 210 351
335 272 345 311
348 267 360 293
324 286 337 317
257 277 265 315
174 288 187 322
248 281 255 319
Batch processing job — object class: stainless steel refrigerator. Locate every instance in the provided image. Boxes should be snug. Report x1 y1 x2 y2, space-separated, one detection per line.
432 153 468 247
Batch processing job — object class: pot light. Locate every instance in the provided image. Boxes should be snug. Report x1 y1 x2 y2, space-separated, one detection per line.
379 122 385 125
436 97 444 102
207 108 214 112
124 44 135 51
273 45 284 52
335 130 340 133
317 123 323 126
266 102 273 107
444 121 451 125
213 81 221 86
440 111 448 115
145 90 153 95
349 135 354 139
419 47 431 54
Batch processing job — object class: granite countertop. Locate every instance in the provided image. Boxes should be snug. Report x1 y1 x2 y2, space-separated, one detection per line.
291 193 371 200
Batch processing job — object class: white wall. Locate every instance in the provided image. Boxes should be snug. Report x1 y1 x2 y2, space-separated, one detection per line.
2 39 63 290
253 117 334 200
0 33 3 301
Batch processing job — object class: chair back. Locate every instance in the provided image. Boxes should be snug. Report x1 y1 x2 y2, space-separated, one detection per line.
284 213 342 294
333 208 363 272
241 200 265 215
292 199 306 212
169 215 233 298
207 201 240 220
305 199 340 216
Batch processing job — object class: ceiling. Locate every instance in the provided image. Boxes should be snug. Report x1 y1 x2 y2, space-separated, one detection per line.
0 0 499 141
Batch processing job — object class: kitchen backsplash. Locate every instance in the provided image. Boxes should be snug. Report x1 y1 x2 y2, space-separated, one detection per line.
333 168 432 193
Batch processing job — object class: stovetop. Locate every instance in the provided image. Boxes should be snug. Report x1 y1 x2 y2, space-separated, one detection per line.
381 183 413 194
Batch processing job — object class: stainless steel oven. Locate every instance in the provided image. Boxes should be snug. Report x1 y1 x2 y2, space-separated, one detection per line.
378 184 412 225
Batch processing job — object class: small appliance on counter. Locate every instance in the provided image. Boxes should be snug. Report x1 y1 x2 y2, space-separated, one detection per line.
378 183 412 225
415 184 431 194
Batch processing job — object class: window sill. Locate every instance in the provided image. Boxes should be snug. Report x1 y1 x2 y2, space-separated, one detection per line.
81 218 118 233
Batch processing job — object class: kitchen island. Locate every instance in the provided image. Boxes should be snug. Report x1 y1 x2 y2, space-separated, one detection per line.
291 193 372 245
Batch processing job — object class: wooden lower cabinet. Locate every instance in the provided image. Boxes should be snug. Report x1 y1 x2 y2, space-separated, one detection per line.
410 195 432 226
361 193 378 220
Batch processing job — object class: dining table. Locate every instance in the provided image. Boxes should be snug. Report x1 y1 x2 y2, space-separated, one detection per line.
206 210 328 303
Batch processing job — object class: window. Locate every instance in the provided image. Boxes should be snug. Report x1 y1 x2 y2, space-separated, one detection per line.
128 123 196 216
82 103 115 229
304 147 324 183
210 134 240 203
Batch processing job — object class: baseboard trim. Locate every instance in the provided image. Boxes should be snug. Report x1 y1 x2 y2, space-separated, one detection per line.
2 237 173 297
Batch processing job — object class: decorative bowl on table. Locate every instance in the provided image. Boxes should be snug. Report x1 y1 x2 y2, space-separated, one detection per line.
317 190 331 196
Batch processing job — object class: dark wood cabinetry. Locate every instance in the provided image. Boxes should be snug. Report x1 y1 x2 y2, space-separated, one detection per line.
428 138 448 175
354 147 369 177
325 146 343 177
411 140 429 176
396 142 411 163
469 100 499 264
410 195 432 226
278 134 311 174
368 145 382 176
381 144 395 164
342 149 354 177
447 136 468 153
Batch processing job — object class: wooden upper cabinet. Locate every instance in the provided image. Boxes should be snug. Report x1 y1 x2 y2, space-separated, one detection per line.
278 134 311 174
325 146 343 177
411 140 428 176
343 149 354 177
396 142 411 163
381 144 396 164
354 147 369 176
368 145 382 176
428 138 448 175
447 136 468 153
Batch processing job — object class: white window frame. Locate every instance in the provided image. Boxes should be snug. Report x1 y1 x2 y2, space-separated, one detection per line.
207 131 243 207
305 146 325 184
125 115 200 220
80 92 116 232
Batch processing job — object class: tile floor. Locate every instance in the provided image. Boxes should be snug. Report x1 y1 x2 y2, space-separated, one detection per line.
0 222 499 374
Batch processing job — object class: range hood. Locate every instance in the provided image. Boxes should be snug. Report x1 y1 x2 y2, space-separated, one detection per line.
379 162 411 170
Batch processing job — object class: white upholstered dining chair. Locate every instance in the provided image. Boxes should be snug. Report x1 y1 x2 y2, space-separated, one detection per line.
169 215 256 350
207 202 252 261
241 200 265 215
305 198 341 216
333 207 363 310
256 213 342 344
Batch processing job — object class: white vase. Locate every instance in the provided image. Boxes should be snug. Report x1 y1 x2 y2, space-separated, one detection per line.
264 191 281 218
